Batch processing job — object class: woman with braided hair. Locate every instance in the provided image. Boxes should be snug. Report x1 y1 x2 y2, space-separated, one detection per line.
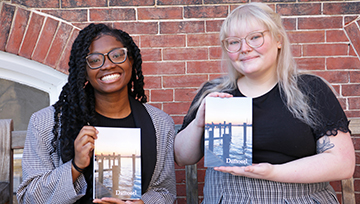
17 23 176 204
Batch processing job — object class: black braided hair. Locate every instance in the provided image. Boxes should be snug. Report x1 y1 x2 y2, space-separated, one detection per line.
50 23 146 202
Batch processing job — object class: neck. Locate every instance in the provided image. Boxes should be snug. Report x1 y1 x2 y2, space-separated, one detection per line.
237 71 278 98
95 92 131 119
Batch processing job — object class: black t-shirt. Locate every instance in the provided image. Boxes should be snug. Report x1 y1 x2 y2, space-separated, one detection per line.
94 112 155 193
180 74 350 164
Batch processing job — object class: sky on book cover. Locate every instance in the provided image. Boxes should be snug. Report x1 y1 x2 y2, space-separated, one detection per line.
205 97 252 125
95 127 141 156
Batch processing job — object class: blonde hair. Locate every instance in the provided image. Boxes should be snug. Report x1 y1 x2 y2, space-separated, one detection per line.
189 2 319 127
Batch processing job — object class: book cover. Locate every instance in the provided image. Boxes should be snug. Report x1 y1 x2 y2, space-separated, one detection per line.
93 127 141 200
204 97 253 167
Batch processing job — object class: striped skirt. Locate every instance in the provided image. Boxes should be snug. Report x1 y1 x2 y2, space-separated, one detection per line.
202 168 339 204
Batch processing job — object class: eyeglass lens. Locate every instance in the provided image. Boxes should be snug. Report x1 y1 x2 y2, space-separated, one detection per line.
224 32 264 52
87 48 127 69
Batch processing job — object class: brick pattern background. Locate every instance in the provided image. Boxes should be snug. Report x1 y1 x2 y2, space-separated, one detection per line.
0 0 359 203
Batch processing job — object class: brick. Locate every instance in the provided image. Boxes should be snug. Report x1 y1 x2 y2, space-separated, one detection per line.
0 3 15 51
187 33 219 46
175 169 186 183
90 8 135 21
147 102 161 110
45 22 72 68
143 62 185 75
206 20 223 32
163 102 191 115
71 22 92 30
287 31 324 43
313 71 349 83
41 9 87 22
344 23 360 59
230 4 275 11
163 75 207 88
158 0 201 5
61 0 107 8
324 2 360 15
303 44 348 56
32 17 59 64
277 3 321 16
349 46 358 57
210 73 226 80
291 44 301 57
172 116 185 125
163 48 208 60
349 71 360 83
19 13 44 59
160 21 204 34
205 0 247 3
345 16 359 27
57 28 79 74
151 89 173 102
298 17 342 29
114 22 158 35
184 5 227 18
349 97 360 110
176 183 186 196
187 61 223 74
342 84 360 97
140 48 161 62
327 57 360 70
326 30 349 43
12 0 59 8
138 7 182 20
110 0 155 6
5 7 30 54
144 76 161 89
282 18 296 31
345 110 360 118
295 58 325 70
141 35 185 48
209 47 222 60
175 88 198 102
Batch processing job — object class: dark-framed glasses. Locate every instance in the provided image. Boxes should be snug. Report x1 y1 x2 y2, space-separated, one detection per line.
86 47 128 69
222 30 268 53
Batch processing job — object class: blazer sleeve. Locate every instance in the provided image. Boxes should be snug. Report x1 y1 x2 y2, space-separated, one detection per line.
141 105 177 204
16 107 87 204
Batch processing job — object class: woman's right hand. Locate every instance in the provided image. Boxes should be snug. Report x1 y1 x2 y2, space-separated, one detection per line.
194 92 233 128
72 126 98 179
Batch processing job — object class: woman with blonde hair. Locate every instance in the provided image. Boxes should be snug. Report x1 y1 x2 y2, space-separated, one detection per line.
174 3 355 203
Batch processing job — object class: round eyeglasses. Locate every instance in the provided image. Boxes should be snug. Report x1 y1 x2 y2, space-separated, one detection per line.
222 30 268 53
86 47 128 69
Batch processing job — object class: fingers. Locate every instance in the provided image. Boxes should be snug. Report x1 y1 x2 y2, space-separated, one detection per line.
207 92 233 98
74 126 99 169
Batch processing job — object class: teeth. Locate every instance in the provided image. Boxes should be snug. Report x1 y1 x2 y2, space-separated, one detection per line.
101 73 120 82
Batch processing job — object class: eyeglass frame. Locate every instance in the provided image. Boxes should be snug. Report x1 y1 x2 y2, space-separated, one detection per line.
222 30 269 53
86 47 128 69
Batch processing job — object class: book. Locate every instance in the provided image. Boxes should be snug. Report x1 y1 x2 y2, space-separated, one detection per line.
204 97 253 167
93 127 141 200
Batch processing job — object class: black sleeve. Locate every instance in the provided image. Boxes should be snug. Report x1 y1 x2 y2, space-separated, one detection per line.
300 75 350 140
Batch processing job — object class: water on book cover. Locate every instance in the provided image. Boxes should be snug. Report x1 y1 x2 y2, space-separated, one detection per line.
204 126 252 167
94 158 141 199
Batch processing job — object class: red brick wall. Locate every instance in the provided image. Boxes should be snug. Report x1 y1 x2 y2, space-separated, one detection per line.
0 1 359 203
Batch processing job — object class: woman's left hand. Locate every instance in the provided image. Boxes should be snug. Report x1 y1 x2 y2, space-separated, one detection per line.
93 198 144 204
214 163 274 180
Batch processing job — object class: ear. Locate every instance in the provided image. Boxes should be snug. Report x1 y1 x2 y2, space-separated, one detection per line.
277 35 282 49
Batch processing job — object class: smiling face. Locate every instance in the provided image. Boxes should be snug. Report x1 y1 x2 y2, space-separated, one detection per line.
226 20 280 79
86 35 133 97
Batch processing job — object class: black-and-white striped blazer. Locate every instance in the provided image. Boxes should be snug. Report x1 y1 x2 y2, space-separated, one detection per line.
17 105 176 204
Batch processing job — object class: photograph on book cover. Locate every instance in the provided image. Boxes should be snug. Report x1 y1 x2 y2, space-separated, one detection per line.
93 127 141 200
204 97 253 167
